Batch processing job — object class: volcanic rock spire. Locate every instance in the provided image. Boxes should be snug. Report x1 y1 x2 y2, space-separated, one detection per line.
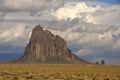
18 25 89 64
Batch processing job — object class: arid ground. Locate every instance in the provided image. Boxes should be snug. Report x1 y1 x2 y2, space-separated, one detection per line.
0 64 120 80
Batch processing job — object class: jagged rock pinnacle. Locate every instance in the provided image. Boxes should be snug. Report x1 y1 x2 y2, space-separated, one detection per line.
17 25 89 64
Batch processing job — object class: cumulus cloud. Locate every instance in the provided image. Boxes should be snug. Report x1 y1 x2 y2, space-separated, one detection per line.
53 2 101 20
89 5 120 25
0 24 26 42
0 23 33 47
0 0 63 12
53 2 120 26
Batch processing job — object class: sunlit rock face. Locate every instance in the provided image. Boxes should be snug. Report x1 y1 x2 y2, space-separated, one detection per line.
18 25 89 64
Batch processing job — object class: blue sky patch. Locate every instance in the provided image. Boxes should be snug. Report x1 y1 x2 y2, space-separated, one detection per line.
96 0 120 4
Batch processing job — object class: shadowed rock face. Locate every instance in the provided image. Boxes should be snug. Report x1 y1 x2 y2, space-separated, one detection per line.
18 25 89 64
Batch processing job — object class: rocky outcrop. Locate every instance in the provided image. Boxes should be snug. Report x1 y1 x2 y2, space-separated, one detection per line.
18 25 89 64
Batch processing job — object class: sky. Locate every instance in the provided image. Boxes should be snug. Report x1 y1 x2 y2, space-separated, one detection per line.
97 0 120 4
0 0 120 64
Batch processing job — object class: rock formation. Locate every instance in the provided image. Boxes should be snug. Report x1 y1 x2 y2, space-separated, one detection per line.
18 25 89 64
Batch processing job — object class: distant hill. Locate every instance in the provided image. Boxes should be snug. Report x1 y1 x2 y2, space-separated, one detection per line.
17 25 89 64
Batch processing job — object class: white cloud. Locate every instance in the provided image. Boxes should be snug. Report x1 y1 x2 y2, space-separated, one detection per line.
53 2 120 26
90 5 120 25
0 0 63 12
0 23 26 42
0 23 33 47
53 2 101 20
